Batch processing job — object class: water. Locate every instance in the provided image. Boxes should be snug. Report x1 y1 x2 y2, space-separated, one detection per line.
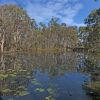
0 51 99 100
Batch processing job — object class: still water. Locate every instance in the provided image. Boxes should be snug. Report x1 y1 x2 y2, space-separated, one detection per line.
0 51 99 100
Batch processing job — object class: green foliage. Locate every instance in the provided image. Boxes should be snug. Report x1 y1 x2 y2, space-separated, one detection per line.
85 8 100 26
84 8 100 52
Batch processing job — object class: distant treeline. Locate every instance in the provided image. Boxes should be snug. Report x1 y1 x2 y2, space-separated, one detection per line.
0 5 100 52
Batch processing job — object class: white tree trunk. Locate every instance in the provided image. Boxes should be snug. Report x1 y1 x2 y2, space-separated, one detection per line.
1 34 4 53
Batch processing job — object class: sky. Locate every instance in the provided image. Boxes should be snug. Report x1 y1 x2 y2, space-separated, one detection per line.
0 0 100 26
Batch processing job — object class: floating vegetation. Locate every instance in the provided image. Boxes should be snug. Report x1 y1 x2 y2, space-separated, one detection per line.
47 88 56 95
8 98 14 100
17 86 26 90
46 87 58 97
19 69 27 72
45 95 55 100
47 88 53 93
0 74 8 80
31 79 41 86
17 90 29 96
9 73 17 77
2 89 11 93
35 88 45 92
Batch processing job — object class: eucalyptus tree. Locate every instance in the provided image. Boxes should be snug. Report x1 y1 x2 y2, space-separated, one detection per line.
0 5 79 52
0 5 32 52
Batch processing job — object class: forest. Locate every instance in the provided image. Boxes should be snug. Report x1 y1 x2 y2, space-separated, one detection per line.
0 4 99 53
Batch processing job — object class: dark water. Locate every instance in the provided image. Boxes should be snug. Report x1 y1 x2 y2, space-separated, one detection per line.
0 51 99 100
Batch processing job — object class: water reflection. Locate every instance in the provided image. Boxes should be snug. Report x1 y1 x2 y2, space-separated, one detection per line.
82 52 100 100
0 51 99 100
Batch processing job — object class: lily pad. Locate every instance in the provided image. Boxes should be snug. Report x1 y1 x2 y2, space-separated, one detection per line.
9 73 16 77
47 88 53 93
0 74 8 80
18 91 29 96
31 79 41 86
45 95 55 100
35 88 45 92
2 89 11 93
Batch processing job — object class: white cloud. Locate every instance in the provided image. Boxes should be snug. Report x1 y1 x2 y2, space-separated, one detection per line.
25 0 83 26
0 0 83 26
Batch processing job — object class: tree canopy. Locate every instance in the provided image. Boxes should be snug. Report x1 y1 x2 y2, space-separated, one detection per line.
84 8 100 51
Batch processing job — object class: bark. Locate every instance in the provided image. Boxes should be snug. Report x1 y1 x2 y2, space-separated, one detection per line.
1 34 5 53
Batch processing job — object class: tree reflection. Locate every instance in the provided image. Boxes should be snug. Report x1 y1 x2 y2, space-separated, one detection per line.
83 52 100 98
0 51 96 98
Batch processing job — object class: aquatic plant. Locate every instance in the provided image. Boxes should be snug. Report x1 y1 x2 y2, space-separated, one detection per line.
0 74 8 80
35 88 45 92
18 90 29 96
31 79 41 86
45 95 55 100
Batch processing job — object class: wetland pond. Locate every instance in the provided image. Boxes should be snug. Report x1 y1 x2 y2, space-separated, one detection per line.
0 51 100 100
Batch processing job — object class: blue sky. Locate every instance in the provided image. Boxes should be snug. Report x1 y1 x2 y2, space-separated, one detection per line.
0 0 100 26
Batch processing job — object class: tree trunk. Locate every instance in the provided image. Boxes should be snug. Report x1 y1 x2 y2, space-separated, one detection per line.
0 54 5 70
1 34 5 53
